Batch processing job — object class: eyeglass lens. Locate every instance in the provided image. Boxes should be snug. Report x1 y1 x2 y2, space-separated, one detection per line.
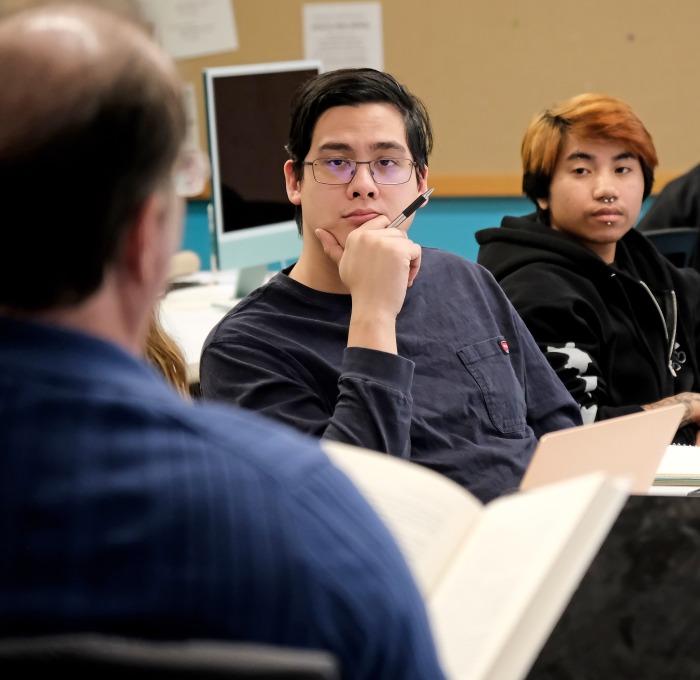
313 158 414 185
174 148 210 198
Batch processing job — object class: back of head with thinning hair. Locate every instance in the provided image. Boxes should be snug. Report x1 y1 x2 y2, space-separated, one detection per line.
0 2 186 310
521 92 658 213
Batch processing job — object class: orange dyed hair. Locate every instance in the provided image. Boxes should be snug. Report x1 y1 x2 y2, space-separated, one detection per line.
521 93 658 205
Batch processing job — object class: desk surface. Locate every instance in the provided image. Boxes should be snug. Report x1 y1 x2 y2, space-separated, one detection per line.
159 273 240 384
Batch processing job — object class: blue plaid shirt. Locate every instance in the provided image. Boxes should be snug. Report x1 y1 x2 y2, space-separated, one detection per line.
0 317 446 680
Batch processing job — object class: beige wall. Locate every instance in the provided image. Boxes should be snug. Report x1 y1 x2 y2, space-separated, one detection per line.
6 0 699 195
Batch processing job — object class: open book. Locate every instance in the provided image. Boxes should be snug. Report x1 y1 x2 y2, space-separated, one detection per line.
654 443 700 485
322 441 629 680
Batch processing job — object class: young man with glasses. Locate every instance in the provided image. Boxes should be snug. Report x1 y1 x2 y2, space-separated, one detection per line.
200 68 581 502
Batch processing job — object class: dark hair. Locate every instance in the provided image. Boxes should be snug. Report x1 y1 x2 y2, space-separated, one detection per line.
285 68 433 234
0 15 186 310
521 93 658 216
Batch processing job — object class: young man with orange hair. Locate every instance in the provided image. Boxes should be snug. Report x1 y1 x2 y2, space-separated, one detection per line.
477 93 700 445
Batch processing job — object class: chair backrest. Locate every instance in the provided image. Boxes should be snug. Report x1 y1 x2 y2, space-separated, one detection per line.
0 633 340 679
641 227 700 269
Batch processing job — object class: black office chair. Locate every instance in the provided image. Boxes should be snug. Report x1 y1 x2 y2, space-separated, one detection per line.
0 633 340 679
642 227 700 269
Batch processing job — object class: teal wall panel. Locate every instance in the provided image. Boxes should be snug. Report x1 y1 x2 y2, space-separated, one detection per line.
184 197 653 271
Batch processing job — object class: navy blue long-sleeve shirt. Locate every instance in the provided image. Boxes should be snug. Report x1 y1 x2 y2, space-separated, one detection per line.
201 247 581 502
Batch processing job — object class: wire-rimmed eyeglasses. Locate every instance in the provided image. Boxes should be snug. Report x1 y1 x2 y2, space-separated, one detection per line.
303 157 417 185
173 147 210 198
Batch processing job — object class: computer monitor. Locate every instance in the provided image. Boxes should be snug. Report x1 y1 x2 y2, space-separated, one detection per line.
203 60 321 298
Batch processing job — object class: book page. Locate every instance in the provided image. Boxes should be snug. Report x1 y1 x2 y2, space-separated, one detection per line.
428 473 627 680
322 441 482 596
655 444 700 484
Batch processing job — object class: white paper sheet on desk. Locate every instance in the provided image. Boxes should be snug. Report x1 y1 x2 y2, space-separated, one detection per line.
159 281 239 383
654 444 700 485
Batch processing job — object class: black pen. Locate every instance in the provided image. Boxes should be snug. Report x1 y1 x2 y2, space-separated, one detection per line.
387 187 434 229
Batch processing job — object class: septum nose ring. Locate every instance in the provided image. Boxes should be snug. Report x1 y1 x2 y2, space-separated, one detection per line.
602 196 616 225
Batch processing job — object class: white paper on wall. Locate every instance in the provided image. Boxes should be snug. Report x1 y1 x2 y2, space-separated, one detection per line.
138 0 238 60
303 2 383 72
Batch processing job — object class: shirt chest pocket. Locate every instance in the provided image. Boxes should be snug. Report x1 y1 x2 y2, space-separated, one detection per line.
457 336 527 435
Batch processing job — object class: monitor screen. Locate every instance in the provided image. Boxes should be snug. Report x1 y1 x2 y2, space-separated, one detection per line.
203 60 321 296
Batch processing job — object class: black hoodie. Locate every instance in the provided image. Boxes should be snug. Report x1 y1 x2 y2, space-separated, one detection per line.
476 213 700 445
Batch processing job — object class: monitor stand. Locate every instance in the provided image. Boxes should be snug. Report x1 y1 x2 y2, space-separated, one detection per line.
235 264 272 299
